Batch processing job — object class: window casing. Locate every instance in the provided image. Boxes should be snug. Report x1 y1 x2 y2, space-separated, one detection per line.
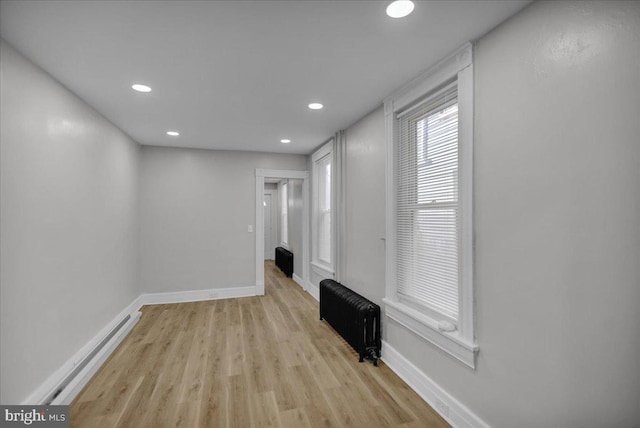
312 142 334 273
384 43 477 368
280 181 288 246
317 157 331 264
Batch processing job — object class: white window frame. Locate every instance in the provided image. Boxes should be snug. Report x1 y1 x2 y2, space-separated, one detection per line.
279 180 288 248
383 43 478 368
311 140 334 276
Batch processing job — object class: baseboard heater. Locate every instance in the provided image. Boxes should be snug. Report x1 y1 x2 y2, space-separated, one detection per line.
275 246 293 277
42 312 137 405
319 279 381 366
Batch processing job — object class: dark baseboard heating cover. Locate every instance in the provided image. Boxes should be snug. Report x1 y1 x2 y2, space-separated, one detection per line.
319 279 381 365
275 247 293 277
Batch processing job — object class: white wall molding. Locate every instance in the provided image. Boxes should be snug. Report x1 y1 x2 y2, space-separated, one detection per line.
384 299 478 368
310 261 335 279
140 286 256 305
256 169 307 180
381 340 489 428
305 281 320 302
292 273 305 290
306 279 319 301
291 273 319 302
21 295 144 405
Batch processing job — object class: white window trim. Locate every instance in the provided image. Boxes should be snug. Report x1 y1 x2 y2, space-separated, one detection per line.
311 139 335 275
383 42 478 368
279 179 289 248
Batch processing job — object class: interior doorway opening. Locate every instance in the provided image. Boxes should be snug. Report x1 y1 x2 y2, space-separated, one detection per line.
255 169 309 296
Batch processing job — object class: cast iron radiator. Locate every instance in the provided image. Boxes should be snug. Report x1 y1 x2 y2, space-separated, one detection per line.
319 279 381 365
275 247 293 277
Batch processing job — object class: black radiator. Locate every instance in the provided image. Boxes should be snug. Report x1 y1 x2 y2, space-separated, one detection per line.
319 279 381 365
275 247 293 277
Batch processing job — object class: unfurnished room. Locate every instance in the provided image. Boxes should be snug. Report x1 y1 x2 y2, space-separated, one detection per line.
1 1 639 427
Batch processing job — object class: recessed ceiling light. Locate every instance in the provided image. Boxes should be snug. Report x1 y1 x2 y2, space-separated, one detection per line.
280 139 291 144
386 0 415 18
131 83 152 93
308 103 323 110
166 131 180 136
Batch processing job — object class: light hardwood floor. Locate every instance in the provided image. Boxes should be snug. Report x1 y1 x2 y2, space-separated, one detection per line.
70 261 449 427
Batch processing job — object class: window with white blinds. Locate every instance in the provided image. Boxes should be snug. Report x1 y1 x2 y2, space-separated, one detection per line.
280 181 288 245
384 43 475 367
312 141 334 272
396 81 460 324
317 155 332 264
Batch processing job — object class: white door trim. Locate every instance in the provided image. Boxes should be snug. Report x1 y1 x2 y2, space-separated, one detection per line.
255 169 309 295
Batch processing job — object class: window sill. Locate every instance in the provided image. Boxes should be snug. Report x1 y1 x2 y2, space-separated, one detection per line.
382 298 478 369
310 261 334 279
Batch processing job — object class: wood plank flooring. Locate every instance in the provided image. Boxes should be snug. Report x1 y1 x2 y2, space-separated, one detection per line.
70 261 449 427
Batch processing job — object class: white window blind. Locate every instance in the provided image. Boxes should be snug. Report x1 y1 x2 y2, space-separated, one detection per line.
396 81 460 324
281 182 288 245
317 155 331 264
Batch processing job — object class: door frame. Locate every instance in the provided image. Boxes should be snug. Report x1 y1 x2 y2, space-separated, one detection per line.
255 169 309 295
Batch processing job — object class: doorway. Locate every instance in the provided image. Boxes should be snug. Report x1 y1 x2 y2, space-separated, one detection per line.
255 169 309 296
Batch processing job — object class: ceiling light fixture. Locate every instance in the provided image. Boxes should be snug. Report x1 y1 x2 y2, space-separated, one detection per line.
308 103 323 110
166 131 180 136
386 0 415 18
280 139 291 144
131 83 152 93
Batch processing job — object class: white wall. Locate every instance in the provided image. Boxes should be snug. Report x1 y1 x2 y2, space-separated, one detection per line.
339 1 640 426
342 108 386 305
138 147 307 293
0 40 140 404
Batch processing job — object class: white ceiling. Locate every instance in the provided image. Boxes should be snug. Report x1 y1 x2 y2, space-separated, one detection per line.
0 0 529 155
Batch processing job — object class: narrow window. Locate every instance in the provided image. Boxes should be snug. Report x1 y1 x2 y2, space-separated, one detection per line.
384 44 476 367
312 141 333 272
281 181 288 246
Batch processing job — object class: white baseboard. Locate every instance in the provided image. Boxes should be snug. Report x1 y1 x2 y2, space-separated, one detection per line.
381 340 489 428
306 280 319 301
52 311 142 405
292 274 305 289
21 295 143 405
140 286 256 305
290 274 318 302
20 285 256 405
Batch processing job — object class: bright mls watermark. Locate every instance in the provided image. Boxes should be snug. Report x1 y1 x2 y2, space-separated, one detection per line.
0 406 68 427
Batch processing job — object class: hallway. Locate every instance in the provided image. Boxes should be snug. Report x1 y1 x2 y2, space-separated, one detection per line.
69 261 448 427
